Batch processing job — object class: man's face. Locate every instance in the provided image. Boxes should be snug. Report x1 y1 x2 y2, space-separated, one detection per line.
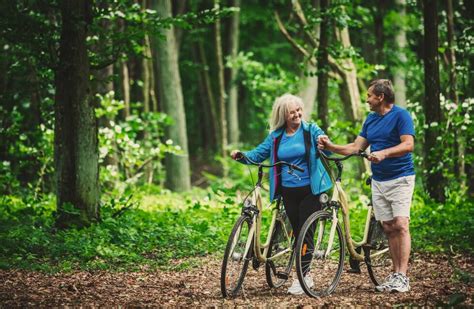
285 102 303 127
366 86 383 111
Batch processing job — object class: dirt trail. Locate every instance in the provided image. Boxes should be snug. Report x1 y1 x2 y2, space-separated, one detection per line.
0 253 472 307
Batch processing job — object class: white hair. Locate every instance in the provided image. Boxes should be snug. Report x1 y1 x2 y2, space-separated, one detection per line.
269 94 304 131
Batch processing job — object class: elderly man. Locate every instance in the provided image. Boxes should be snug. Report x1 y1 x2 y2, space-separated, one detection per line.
318 79 415 293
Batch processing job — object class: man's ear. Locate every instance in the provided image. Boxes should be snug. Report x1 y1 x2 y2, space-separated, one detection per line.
379 93 385 102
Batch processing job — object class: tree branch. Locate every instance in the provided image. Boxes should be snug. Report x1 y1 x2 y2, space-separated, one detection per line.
291 0 319 48
274 10 316 66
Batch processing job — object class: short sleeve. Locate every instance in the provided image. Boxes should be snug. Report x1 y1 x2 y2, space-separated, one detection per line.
398 110 415 136
359 117 369 139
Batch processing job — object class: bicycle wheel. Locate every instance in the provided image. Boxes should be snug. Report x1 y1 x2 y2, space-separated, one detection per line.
265 211 294 288
220 215 253 298
365 217 392 286
295 210 345 297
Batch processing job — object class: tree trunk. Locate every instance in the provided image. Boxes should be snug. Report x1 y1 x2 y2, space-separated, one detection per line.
192 46 214 154
55 0 99 228
226 0 240 145
316 0 330 132
335 26 362 123
214 0 228 160
393 0 407 107
142 32 153 182
151 0 191 191
445 0 464 183
373 1 387 77
120 59 131 118
423 0 445 202
298 0 320 120
299 65 318 120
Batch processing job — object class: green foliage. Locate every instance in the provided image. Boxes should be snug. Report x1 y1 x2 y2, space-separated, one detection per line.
411 190 474 253
95 92 176 192
407 96 474 196
0 187 240 272
228 51 299 142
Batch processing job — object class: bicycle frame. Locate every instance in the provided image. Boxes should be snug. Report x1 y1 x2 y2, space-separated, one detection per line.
240 185 293 264
319 154 389 262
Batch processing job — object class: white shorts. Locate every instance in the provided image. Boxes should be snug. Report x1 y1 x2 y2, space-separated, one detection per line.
371 175 415 222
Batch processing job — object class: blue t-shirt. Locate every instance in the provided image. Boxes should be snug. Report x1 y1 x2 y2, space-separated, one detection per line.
360 105 415 181
277 126 310 187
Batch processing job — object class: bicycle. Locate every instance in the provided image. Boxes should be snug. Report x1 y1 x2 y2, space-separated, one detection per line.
294 150 391 297
220 153 304 298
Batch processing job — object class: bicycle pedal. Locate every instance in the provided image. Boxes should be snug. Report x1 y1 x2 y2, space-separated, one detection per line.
276 272 289 280
347 268 361 274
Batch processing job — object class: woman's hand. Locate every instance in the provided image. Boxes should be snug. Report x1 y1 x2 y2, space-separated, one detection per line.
230 150 243 160
317 135 332 150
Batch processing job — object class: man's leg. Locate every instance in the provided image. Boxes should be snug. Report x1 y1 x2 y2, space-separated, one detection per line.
391 216 410 275
383 220 399 272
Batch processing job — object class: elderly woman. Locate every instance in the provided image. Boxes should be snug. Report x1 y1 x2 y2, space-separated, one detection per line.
231 94 332 295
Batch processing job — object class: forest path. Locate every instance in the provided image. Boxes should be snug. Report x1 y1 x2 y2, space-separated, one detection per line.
0 253 472 307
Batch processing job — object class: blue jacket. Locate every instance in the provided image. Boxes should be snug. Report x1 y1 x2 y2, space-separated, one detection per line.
242 121 333 201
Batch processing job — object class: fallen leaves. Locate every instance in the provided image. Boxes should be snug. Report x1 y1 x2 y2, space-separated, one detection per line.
0 253 472 307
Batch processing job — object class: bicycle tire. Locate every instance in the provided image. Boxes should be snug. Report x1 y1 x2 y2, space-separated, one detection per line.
365 218 392 286
220 215 253 298
265 211 294 288
295 210 345 297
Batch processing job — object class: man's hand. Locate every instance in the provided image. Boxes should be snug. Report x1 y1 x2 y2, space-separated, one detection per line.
317 135 331 150
230 150 243 160
368 150 387 164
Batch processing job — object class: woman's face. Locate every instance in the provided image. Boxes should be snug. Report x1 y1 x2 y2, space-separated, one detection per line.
285 102 303 127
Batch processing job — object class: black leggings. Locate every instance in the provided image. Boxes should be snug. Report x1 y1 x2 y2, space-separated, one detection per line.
281 185 322 275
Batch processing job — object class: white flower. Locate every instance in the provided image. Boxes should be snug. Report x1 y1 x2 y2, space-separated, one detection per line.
430 122 439 127
165 139 173 145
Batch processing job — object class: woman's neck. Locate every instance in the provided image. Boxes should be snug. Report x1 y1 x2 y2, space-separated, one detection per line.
286 123 301 135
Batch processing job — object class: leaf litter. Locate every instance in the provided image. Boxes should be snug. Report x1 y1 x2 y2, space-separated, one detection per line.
0 253 472 307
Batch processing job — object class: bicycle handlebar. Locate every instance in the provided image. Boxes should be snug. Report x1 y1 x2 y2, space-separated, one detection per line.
318 149 368 162
234 152 304 173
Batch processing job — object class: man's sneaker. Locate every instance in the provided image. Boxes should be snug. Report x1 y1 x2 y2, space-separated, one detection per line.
375 273 397 292
287 275 314 295
387 273 410 293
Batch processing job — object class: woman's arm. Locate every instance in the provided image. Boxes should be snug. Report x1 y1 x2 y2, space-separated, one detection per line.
231 133 273 163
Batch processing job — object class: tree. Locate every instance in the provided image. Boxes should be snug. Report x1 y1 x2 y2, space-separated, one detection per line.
214 0 228 160
226 0 241 145
316 0 330 132
422 0 445 202
151 0 191 191
55 0 100 228
393 0 407 107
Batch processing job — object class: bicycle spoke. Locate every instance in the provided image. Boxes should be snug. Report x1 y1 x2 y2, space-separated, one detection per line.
265 213 294 288
296 211 345 297
221 216 252 297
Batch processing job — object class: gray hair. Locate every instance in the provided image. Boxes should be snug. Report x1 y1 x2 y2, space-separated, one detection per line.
369 79 395 103
269 94 304 131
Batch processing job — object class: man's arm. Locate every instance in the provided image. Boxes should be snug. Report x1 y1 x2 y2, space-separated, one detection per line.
318 135 369 155
368 135 414 163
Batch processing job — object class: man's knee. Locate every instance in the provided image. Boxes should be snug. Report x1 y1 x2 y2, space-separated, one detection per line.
382 217 409 235
392 217 410 235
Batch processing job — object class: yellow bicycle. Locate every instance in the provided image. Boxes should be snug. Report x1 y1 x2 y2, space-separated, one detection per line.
220 153 303 297
295 150 391 297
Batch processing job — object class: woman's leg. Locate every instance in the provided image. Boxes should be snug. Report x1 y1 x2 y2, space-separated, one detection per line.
281 186 311 243
299 192 322 275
